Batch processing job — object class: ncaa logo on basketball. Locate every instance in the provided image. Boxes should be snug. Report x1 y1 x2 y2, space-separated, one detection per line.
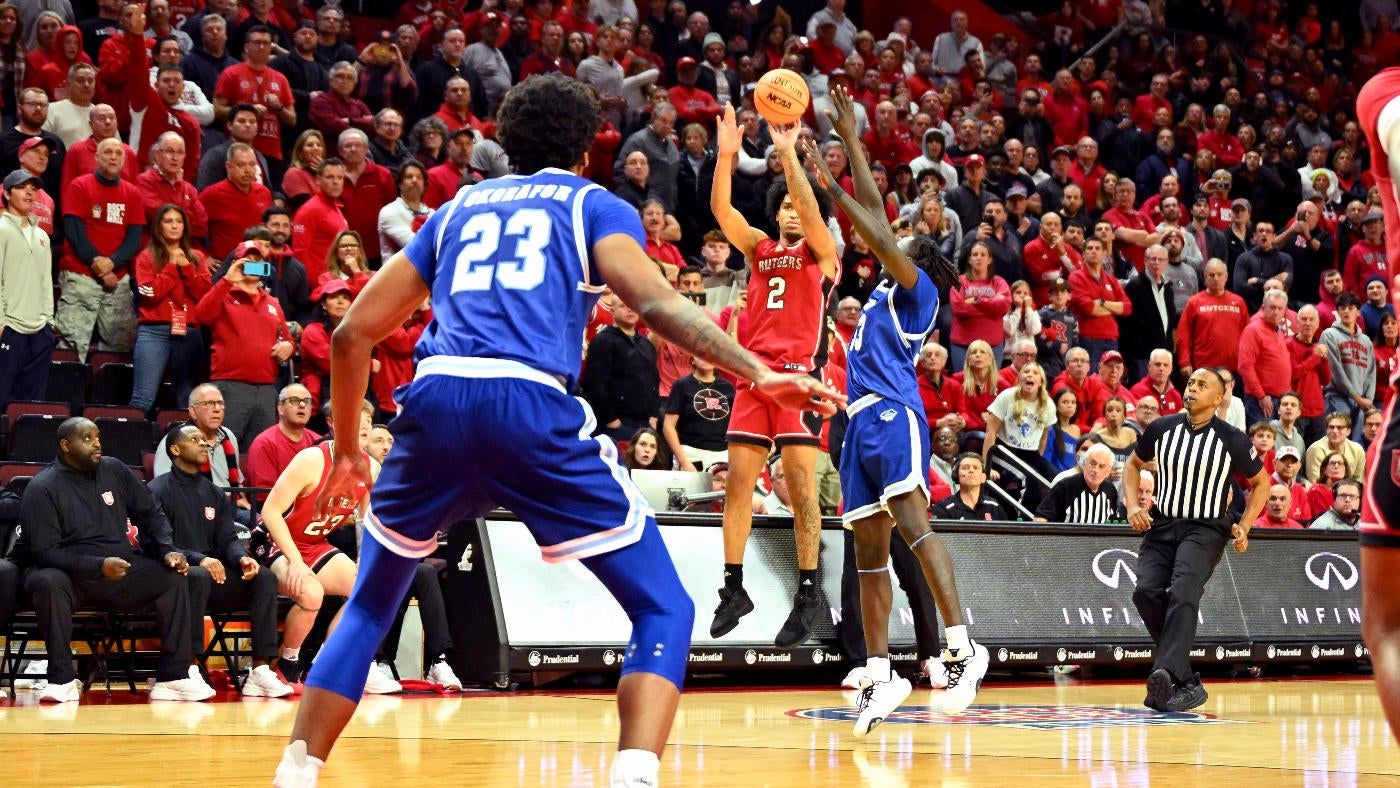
527 651 542 667
744 649 758 665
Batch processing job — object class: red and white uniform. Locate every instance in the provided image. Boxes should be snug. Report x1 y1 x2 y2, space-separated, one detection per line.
213 63 293 161
727 236 834 448
260 442 369 571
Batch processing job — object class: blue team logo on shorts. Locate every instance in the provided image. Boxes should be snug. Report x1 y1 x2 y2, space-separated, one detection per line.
788 705 1251 729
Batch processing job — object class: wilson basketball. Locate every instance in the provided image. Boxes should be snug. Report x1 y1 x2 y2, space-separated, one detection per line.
755 69 810 127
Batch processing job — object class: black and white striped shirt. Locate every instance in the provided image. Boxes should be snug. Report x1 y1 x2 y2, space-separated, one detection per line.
1136 414 1262 521
1037 474 1119 523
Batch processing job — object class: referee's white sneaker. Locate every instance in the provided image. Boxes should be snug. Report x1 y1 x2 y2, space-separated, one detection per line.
853 675 912 737
274 741 325 788
941 641 989 714
150 674 217 701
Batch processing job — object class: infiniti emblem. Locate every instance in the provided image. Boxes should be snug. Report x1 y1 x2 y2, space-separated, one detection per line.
1304 553 1359 591
1092 548 1140 589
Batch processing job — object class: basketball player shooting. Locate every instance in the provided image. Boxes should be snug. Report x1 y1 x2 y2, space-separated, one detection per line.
1356 66 1400 744
802 85 989 733
709 102 841 649
271 74 842 788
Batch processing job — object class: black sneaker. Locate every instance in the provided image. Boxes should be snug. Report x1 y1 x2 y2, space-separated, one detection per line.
709 586 754 638
276 657 305 686
774 592 822 649
1165 674 1209 711
1144 668 1175 711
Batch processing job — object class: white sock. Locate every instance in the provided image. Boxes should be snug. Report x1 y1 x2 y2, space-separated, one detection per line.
281 647 300 662
610 749 660 788
283 741 325 771
866 656 892 683
944 625 970 655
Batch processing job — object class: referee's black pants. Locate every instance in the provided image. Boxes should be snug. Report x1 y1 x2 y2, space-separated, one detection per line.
1130 518 1229 683
838 529 942 662
23 556 193 685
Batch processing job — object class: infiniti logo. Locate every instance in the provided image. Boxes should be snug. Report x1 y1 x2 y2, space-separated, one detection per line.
1092 548 1139 589
1304 553 1359 591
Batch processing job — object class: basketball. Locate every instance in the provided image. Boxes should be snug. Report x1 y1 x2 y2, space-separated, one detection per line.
755 68 810 127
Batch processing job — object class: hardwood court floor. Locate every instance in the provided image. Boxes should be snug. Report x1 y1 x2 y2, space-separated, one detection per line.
1 677 1397 786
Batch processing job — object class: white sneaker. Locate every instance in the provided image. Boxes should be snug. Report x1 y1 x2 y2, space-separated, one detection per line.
941 641 989 714
427 658 463 691
273 741 325 788
188 664 203 681
923 657 949 689
852 675 912 737
150 675 217 702
38 678 81 703
364 661 402 695
841 665 871 689
243 664 296 698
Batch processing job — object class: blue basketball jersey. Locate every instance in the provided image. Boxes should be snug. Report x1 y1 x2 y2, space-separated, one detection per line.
402 168 647 389
845 271 938 417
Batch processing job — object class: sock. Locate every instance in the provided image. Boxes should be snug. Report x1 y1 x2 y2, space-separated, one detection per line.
609 748 660 788
723 563 744 590
281 741 325 773
944 625 970 656
798 568 817 594
866 655 892 683
281 647 300 662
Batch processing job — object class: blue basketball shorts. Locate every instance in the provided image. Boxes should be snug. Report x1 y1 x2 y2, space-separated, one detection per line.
839 395 930 526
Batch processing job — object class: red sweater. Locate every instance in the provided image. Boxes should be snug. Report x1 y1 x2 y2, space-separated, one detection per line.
340 162 396 261
950 274 1010 347
133 250 214 323
245 425 321 490
373 309 432 412
424 161 466 209
60 174 145 277
291 190 348 283
1128 377 1184 414
1343 240 1387 296
918 372 964 430
192 278 289 384
1051 371 1108 433
135 168 208 243
860 127 920 171
200 179 273 260
1237 313 1293 400
298 320 333 406
1068 265 1130 340
1176 289 1249 372
1022 237 1081 304
1197 129 1244 168
308 90 375 138
667 83 722 128
97 31 153 133
1101 205 1155 271
126 34 200 182
949 371 1002 432
1287 334 1332 417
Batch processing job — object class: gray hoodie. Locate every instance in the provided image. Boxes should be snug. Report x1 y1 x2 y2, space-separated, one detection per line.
1321 320 1376 401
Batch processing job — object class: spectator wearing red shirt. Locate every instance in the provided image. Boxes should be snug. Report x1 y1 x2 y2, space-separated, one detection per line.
308 60 374 140
917 342 966 436
1238 291 1294 426
291 157 349 284
127 38 201 183
296 278 354 408
191 252 295 448
1343 211 1388 297
860 100 919 172
1129 349 1184 415
431 76 490 138
808 19 845 74
1067 236 1130 366
641 199 684 270
1197 105 1244 169
950 241 1011 368
1043 69 1089 147
373 303 432 415
519 20 575 79
1067 135 1107 208
60 104 139 205
212 25 295 173
423 126 474 209
1132 74 1171 133
14 138 58 236
1289 304 1332 443
1257 483 1305 529
950 339 1003 437
199 142 274 260
1175 258 1249 376
1271 446 1311 522
333 129 395 265
95 3 153 134
243 382 321 490
1102 179 1161 272
1051 346 1107 433
668 57 721 130
54 137 144 362
1022 211 1082 305
130 204 213 413
135 132 208 244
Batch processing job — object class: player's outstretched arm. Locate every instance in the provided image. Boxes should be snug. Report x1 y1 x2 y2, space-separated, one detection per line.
802 138 919 290
596 233 843 415
771 122 839 280
824 85 882 219
711 103 767 260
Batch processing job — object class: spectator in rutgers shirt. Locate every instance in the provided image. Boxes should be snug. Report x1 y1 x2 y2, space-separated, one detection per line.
333 129 395 267
290 157 348 283
242 382 320 490
191 246 295 448
212 25 294 182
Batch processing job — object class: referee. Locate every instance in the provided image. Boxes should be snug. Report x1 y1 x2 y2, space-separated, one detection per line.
1123 368 1269 713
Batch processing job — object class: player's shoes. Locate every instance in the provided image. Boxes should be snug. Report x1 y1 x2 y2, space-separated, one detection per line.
243 664 296 698
940 641 989 714
38 678 82 703
276 657 305 687
924 657 949 689
774 590 822 649
1144 668 1176 711
427 658 463 691
853 675 912 737
708 585 754 638
841 666 872 689
273 741 325 788
1165 673 1209 711
150 674 217 701
364 661 403 695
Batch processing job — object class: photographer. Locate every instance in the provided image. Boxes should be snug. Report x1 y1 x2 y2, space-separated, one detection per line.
959 197 1023 284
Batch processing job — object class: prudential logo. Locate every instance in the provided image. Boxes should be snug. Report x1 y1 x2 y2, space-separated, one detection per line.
1304 553 1359 591
1093 549 1139 589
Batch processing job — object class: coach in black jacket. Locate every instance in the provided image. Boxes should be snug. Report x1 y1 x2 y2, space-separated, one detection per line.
1120 245 1179 382
582 296 660 443
15 417 207 701
932 453 1007 521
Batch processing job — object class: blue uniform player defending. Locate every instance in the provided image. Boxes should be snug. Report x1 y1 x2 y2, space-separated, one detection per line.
804 86 990 736
272 74 842 788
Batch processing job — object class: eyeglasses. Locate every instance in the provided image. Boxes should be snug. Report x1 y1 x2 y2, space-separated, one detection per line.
1335 492 1360 500
1326 424 1348 431
193 400 225 409
1013 351 1036 358
338 242 361 250
21 101 46 108
280 397 314 407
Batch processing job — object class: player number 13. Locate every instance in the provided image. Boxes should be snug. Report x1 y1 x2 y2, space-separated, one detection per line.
450 209 551 293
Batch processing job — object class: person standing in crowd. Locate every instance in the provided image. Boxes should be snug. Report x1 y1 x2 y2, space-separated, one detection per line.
291 157 349 282
1067 236 1129 368
0 169 55 409
1124 368 1268 712
378 160 433 258
129 203 211 414
152 382 242 487
200 142 274 260
1323 293 1376 434
212 25 293 183
1176 259 1248 378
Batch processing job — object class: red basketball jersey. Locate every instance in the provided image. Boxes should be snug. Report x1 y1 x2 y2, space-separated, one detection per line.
281 443 369 552
745 237 834 373
1357 68 1400 267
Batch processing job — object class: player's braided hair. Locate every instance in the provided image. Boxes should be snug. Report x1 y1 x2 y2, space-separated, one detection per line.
495 74 601 175
903 234 958 293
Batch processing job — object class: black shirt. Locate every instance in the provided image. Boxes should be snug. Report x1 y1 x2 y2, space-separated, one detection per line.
14 456 176 578
1135 413 1261 521
666 374 735 452
581 326 659 426
147 466 246 567
1038 473 1119 523
933 490 1007 521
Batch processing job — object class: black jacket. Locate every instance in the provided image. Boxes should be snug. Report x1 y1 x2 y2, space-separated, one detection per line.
933 490 1007 521
413 56 487 123
581 326 659 427
148 466 246 567
14 457 176 577
1120 271 1179 362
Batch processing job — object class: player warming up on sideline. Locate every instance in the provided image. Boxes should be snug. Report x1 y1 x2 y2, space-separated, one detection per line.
805 86 989 734
1123 368 1269 712
1356 66 1400 744
272 74 842 788
709 101 840 649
